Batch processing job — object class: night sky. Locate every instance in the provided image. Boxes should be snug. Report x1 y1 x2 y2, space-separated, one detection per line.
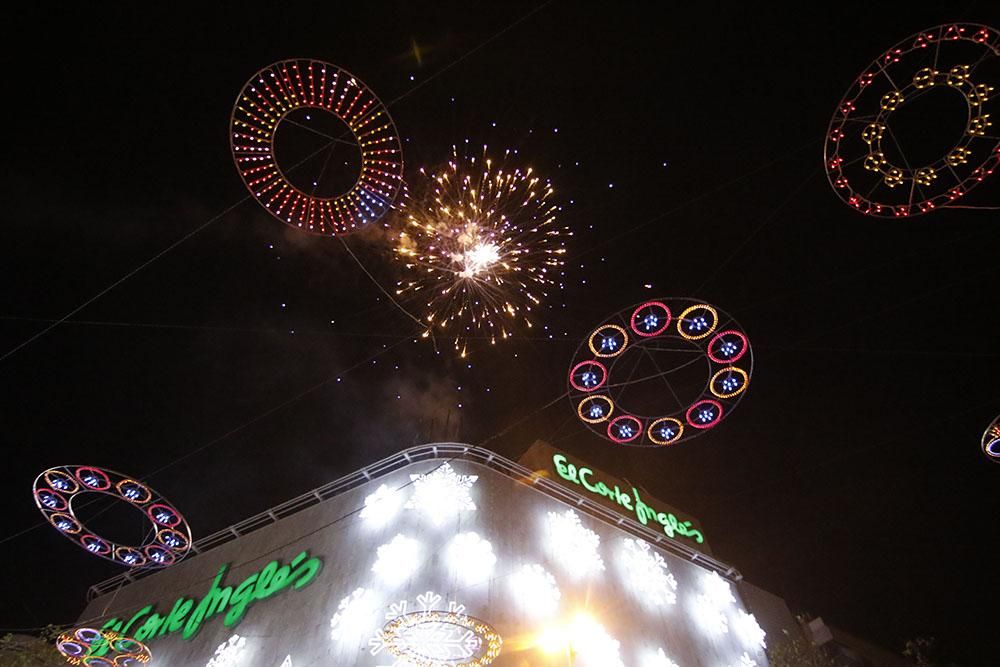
2 3 998 665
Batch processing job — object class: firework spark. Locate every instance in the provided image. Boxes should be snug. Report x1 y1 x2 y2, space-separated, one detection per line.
393 146 568 355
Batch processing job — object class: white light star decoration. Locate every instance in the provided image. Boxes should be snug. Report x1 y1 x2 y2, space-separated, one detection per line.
361 484 404 526
692 594 729 635
703 571 736 607
619 538 678 606
562 614 625 667
644 647 680 667
372 534 422 586
446 532 496 584
405 463 477 525
330 587 382 643
509 563 561 618
733 609 766 649
369 591 502 667
205 634 247 667
544 510 604 578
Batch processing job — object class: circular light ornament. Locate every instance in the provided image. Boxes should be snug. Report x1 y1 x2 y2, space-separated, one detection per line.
33 466 192 569
825 23 1000 217
55 628 150 666
568 298 753 447
982 413 1000 463
371 592 502 667
231 59 404 236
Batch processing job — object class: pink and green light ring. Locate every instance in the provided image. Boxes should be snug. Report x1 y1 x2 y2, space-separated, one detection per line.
56 628 151 666
230 59 404 236
568 298 753 448
32 465 192 569
824 23 1000 218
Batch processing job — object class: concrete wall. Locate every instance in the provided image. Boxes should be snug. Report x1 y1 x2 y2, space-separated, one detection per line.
80 455 769 666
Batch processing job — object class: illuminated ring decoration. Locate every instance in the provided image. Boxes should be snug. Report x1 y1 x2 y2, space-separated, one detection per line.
230 59 404 236
569 360 608 392
577 395 614 423
630 301 672 337
55 629 150 666
33 466 192 569
982 414 1000 463
588 324 629 357
825 23 1000 217
648 417 685 445
568 298 753 447
377 611 502 667
608 415 643 443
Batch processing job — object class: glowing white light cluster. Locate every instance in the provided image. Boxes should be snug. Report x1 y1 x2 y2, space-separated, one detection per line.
361 484 404 526
644 647 680 667
544 614 624 667
544 510 604 578
703 571 736 606
280 657 292 667
733 609 766 649
620 538 678 606
372 534 421 586
205 634 247 667
692 594 729 635
405 463 478 525
510 563 561 618
733 652 758 667
458 242 501 278
447 532 496 584
330 587 382 643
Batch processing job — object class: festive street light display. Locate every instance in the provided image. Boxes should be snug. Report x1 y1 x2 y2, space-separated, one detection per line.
231 59 404 235
392 146 569 356
32 465 192 568
824 23 1000 217
55 627 151 666
568 299 753 447
982 413 1000 463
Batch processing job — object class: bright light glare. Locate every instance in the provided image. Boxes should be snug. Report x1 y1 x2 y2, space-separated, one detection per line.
733 609 767 649
643 647 680 667
457 242 501 278
703 571 736 606
536 613 624 667
510 563 561 618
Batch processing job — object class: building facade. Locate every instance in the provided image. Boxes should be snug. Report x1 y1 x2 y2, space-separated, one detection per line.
79 444 769 666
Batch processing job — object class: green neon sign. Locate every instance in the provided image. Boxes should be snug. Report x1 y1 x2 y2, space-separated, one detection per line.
552 454 704 544
101 550 322 642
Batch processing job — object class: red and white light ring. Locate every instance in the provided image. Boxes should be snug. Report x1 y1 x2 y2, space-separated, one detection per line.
567 298 753 448
982 414 1000 463
33 465 192 569
231 59 404 236
824 23 1000 218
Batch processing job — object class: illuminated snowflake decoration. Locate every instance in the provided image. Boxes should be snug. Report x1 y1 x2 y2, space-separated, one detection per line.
280 657 292 667
330 587 382 643
446 532 496 584
509 563 561 618
703 571 736 607
405 463 477 525
731 652 757 667
361 484 404 526
692 594 729 635
544 510 604 578
206 634 247 667
733 609 766 649
619 538 678 606
644 648 680 667
372 534 422 586
369 591 502 667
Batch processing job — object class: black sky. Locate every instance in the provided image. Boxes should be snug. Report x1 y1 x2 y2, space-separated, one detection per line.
2 2 998 664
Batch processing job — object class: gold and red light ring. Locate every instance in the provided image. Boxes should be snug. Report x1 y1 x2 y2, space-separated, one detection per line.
824 23 1000 218
32 465 192 569
982 414 1000 463
230 58 404 237
567 298 753 448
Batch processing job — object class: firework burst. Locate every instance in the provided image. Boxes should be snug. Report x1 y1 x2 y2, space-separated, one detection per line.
393 146 568 355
